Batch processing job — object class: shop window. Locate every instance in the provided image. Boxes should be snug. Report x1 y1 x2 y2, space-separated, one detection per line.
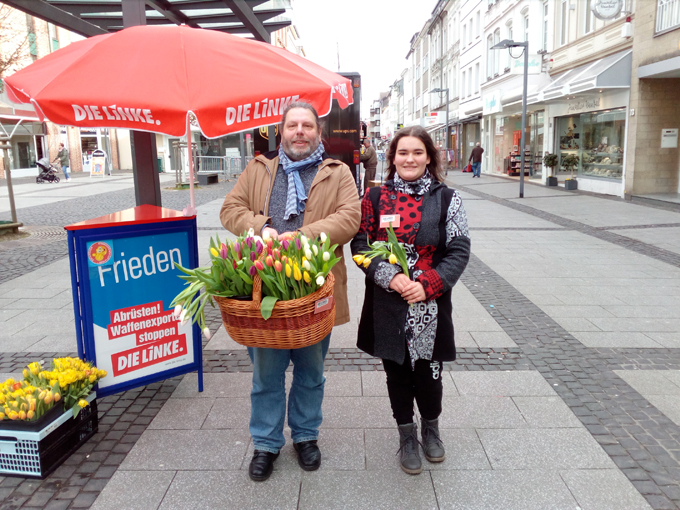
555 108 625 180
560 0 568 46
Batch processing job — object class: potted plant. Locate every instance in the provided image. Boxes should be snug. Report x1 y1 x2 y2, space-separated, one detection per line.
561 153 580 190
543 153 559 186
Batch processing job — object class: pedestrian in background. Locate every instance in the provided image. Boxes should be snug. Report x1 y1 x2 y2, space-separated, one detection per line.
360 138 378 194
220 101 361 482
468 142 484 178
54 143 71 182
351 126 470 474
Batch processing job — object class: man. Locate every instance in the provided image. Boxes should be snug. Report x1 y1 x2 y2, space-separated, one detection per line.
359 138 377 194
220 102 361 482
469 142 484 178
54 143 71 182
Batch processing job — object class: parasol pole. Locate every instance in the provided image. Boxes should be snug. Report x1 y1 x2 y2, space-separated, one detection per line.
183 114 197 216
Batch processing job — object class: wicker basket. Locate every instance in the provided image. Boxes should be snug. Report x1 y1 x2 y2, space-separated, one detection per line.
213 271 335 349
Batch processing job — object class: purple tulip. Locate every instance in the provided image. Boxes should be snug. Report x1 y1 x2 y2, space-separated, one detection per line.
250 251 257 262
220 246 228 259
295 237 302 250
249 265 257 276
245 237 252 248
282 239 290 250
234 241 240 253
256 240 263 254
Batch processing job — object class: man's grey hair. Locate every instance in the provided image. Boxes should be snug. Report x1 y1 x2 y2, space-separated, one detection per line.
476 142 481 146
280 101 322 132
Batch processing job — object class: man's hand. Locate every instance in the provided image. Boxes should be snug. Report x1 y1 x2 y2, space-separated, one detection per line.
262 227 279 240
278 231 296 241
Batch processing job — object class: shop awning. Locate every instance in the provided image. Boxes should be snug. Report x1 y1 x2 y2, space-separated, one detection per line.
529 50 632 104
425 122 445 133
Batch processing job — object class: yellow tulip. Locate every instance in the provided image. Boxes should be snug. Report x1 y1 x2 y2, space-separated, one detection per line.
0 412 4 420
78 399 89 408
352 254 365 265
53 392 61 402
18 410 26 420
27 410 34 420
293 264 302 281
210 247 219 257
362 257 371 268
285 264 292 278
8 411 18 420
22 369 29 378
303 271 311 284
388 254 398 265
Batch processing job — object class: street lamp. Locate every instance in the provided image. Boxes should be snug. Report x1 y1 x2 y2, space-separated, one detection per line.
491 38 528 198
431 88 449 154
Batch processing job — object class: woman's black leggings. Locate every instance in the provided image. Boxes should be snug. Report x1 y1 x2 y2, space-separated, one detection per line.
382 351 443 425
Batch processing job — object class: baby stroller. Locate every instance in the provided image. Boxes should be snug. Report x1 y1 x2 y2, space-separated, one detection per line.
36 157 60 183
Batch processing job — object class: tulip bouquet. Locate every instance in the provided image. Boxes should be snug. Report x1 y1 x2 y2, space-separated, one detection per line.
170 229 263 336
0 357 106 422
255 231 340 319
353 224 410 276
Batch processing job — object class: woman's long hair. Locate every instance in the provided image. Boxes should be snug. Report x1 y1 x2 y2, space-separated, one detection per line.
385 126 444 182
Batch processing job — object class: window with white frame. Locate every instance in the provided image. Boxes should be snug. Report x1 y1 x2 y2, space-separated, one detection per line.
453 65 458 98
560 0 568 46
542 2 549 51
523 11 529 42
463 24 467 46
487 35 494 79
494 28 501 75
476 11 481 37
657 0 680 32
468 66 472 96
506 21 513 71
462 70 466 97
474 63 480 93
584 0 595 34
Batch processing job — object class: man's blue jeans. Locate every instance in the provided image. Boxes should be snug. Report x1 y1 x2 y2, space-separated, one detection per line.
62 165 70 179
471 162 481 177
247 333 331 453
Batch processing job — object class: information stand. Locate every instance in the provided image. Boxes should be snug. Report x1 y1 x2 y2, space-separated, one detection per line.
65 205 203 398
90 149 107 178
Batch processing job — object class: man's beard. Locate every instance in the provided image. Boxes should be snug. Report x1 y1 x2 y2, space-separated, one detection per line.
282 135 320 161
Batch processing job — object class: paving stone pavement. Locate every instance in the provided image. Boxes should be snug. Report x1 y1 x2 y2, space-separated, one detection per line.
1 172 680 508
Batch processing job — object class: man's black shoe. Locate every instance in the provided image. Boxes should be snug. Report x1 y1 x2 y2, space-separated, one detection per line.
293 440 321 471
248 450 279 481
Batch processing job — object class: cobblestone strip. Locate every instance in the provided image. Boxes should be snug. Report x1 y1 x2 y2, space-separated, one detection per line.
0 182 235 286
456 183 680 269
461 254 680 510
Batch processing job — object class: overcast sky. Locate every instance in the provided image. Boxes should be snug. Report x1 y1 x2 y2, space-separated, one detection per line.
292 0 434 119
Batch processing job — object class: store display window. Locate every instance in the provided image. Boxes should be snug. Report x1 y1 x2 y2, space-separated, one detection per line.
555 108 625 180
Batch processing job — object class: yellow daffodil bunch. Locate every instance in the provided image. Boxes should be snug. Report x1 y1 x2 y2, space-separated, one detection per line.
354 224 410 276
1 357 106 421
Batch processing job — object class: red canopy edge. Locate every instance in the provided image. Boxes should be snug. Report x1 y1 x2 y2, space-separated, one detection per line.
65 204 194 231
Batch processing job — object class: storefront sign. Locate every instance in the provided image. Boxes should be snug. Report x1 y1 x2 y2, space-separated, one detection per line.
567 98 601 114
511 55 541 75
661 129 678 148
483 90 502 115
424 112 439 127
591 0 623 20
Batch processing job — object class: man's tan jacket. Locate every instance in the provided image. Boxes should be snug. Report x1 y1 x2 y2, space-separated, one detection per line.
220 153 361 326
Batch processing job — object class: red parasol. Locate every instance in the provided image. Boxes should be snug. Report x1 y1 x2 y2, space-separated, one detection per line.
4 25 353 214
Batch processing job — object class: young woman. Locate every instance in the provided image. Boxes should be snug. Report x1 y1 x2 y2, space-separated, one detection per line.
351 126 470 474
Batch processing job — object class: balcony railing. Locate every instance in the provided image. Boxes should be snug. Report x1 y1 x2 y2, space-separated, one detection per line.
657 0 680 33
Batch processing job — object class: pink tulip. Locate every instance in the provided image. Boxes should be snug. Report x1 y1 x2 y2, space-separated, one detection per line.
234 241 241 253
220 246 228 259
254 260 264 271
250 251 257 262
265 255 274 267
249 265 257 276
282 239 290 250
256 240 263 254
295 238 302 250
274 260 283 272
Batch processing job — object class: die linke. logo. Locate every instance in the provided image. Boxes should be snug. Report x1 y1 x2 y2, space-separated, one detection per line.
72 104 162 126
